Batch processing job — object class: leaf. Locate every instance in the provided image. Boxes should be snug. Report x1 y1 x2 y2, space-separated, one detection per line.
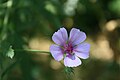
6 46 14 59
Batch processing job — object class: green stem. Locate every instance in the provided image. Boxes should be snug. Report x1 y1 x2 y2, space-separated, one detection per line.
1 59 21 80
0 0 13 41
14 49 50 54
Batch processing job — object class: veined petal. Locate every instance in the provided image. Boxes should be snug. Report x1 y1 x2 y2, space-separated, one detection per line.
69 28 86 46
73 43 90 59
50 45 63 61
64 56 82 67
52 28 68 45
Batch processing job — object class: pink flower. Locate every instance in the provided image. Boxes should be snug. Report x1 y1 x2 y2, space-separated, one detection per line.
50 27 90 67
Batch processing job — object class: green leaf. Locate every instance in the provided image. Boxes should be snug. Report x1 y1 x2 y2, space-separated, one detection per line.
6 46 14 59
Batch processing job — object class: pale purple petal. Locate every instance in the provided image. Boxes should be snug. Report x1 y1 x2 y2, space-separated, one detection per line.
64 56 82 67
52 28 68 45
50 45 63 61
73 43 90 59
69 28 86 46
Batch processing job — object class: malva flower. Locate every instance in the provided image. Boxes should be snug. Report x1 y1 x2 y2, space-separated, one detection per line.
50 27 90 67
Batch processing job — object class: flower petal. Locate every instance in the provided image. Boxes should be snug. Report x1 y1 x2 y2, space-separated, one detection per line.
64 56 82 67
73 43 90 59
52 28 68 45
50 45 63 61
69 28 86 46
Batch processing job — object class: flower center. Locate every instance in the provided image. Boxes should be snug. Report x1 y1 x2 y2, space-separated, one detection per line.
64 43 73 54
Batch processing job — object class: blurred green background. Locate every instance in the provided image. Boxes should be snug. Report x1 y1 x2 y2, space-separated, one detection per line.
0 0 120 80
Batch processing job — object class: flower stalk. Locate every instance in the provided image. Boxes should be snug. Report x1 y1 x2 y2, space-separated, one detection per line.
14 49 50 54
